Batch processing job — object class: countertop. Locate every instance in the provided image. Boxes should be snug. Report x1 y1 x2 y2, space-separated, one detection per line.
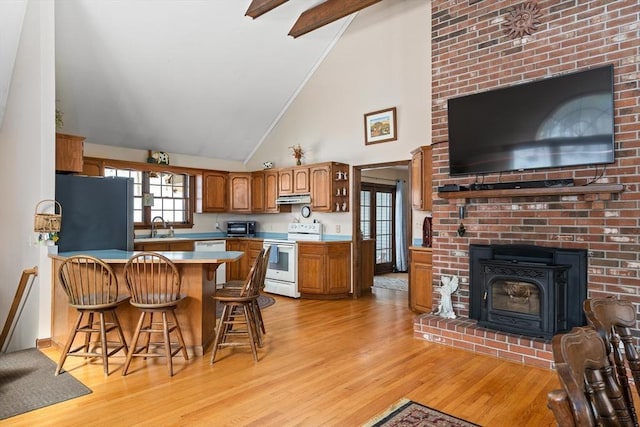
133 232 224 243
134 233 352 244
50 249 244 264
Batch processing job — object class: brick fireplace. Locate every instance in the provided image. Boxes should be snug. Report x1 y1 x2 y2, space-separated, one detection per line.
417 1 640 369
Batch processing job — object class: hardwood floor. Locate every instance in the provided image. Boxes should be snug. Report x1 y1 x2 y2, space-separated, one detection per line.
12 288 559 426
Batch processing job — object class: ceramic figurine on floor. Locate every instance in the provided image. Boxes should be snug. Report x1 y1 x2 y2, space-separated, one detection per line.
435 275 459 319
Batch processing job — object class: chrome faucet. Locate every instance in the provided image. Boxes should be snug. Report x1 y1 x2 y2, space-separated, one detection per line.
151 216 167 237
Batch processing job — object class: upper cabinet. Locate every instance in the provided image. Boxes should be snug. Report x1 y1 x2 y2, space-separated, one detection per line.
56 133 85 173
263 170 290 213
251 171 265 213
228 170 291 214
310 162 349 212
201 170 228 213
279 166 310 195
228 172 252 213
411 145 433 211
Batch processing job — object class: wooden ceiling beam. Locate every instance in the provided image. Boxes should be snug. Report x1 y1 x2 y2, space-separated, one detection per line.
288 0 383 38
245 0 289 19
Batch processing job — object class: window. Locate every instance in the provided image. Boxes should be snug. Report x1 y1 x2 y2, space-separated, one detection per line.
104 167 193 228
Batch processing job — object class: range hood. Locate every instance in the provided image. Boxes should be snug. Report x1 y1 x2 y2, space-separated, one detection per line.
276 194 312 205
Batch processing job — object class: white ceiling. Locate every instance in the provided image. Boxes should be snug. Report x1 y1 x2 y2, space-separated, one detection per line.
54 1 352 162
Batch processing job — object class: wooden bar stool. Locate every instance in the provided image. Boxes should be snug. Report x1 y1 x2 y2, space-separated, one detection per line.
211 248 265 363
219 246 271 340
122 252 188 376
56 255 129 376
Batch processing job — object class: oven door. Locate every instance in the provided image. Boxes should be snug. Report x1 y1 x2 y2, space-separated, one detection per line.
263 241 296 283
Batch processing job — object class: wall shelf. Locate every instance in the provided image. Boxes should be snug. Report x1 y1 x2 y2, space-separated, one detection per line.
437 183 624 201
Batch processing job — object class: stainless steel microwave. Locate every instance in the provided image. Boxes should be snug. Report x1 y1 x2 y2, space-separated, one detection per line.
226 221 256 237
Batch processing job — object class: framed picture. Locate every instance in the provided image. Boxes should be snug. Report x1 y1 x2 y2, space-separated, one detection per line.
364 107 397 145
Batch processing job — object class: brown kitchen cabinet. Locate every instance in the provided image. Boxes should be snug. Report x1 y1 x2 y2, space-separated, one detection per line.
298 241 351 298
264 170 278 212
228 172 252 213
409 247 433 313
252 170 290 214
251 171 265 212
82 157 103 176
309 162 349 212
226 239 264 281
56 133 85 173
278 166 310 195
410 145 433 211
134 241 194 251
201 170 228 213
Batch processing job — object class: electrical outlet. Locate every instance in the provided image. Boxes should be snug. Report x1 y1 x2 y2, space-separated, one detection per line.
336 224 341 233
215 222 221 230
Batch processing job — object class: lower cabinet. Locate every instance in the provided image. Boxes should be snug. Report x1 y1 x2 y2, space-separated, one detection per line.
298 241 351 298
226 239 264 281
133 241 194 251
409 247 433 313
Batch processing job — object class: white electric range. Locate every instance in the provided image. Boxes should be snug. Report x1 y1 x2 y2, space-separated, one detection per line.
263 223 323 298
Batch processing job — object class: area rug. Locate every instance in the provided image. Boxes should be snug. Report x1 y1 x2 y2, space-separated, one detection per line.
365 398 480 427
0 348 92 420
215 294 275 318
373 275 408 292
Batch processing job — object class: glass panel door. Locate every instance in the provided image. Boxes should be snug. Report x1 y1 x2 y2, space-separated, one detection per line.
360 183 395 274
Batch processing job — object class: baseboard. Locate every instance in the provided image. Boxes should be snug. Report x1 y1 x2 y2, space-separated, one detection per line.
36 338 52 349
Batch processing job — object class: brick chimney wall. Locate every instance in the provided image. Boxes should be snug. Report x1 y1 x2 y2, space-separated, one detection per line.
419 1 640 366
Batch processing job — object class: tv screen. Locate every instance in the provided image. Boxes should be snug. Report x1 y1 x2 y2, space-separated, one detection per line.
447 65 615 176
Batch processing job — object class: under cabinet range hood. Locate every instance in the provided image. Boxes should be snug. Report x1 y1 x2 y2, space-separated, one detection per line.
275 194 312 205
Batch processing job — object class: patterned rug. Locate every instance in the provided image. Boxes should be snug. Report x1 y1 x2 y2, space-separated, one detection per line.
365 399 480 427
0 348 92 420
215 294 275 318
373 275 408 292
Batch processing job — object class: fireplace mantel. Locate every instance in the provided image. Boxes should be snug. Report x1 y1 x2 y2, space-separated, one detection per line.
438 183 623 201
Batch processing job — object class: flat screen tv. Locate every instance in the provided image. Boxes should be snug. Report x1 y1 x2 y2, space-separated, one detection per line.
447 64 615 176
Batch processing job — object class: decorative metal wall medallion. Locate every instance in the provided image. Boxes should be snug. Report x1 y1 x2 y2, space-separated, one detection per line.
504 2 542 39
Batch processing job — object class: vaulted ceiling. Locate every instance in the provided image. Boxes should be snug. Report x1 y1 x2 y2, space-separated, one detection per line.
53 1 381 163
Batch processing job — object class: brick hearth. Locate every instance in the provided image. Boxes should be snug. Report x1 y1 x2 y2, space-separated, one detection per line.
414 314 553 370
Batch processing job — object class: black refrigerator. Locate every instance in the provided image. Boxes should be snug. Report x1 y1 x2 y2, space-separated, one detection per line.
55 174 134 252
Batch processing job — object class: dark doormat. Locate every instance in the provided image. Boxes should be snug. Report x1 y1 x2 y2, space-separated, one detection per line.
364 398 480 427
0 348 92 420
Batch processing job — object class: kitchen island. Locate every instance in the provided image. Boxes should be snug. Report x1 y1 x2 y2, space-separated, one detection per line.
50 249 243 356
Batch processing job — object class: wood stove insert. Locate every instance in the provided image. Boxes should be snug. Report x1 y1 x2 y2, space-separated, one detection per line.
469 244 587 341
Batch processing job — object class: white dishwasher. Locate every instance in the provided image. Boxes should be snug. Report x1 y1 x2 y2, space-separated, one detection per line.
194 240 227 286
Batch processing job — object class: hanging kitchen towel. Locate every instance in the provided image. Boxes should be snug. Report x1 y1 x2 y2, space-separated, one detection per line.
269 245 279 263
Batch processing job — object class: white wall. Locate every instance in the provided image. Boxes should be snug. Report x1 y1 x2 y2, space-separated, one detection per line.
246 0 431 238
82 1 432 241
0 0 55 351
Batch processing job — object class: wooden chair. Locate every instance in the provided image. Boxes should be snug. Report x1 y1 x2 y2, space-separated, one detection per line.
56 255 128 376
211 248 265 364
547 326 636 426
584 297 640 425
122 252 189 376
219 245 271 339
